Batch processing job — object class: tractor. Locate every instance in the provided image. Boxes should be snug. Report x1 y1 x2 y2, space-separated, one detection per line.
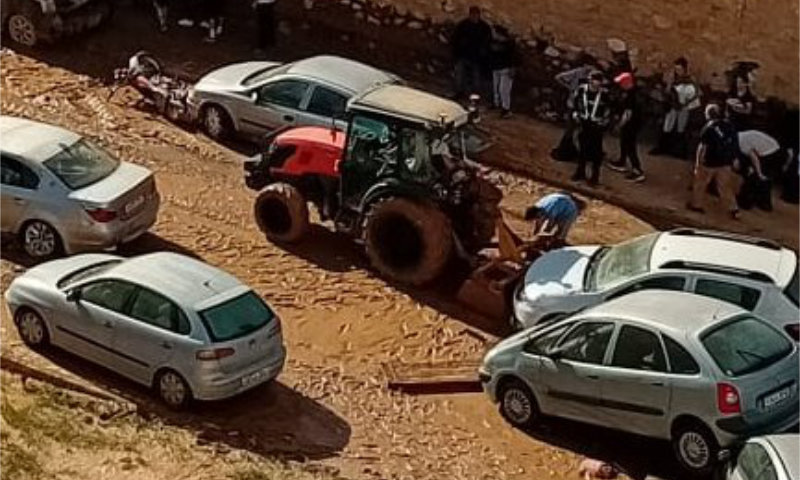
244 84 502 286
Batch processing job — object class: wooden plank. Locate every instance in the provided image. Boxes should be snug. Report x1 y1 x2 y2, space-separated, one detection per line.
382 359 483 394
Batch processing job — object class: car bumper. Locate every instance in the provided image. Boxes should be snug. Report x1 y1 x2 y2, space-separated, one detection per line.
479 367 499 403
713 408 800 446
64 195 160 254
191 346 286 401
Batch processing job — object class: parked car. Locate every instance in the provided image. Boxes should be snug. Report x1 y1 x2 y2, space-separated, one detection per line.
188 55 401 141
481 290 799 475
4 252 286 408
726 434 799 480
0 116 159 259
513 228 799 340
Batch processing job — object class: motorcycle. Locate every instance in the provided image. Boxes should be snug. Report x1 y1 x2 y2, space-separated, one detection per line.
109 51 193 123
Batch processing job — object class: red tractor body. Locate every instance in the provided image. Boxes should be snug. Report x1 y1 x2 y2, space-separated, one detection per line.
266 126 344 179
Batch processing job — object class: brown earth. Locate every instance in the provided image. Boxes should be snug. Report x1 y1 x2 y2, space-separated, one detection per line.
0 3 796 480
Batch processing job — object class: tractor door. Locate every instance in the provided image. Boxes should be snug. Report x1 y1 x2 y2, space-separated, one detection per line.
339 114 399 210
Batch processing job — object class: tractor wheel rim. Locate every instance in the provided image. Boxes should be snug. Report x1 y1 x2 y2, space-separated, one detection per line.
205 109 222 137
9 15 36 46
160 373 186 406
503 388 531 424
24 222 55 257
19 312 44 344
679 431 710 469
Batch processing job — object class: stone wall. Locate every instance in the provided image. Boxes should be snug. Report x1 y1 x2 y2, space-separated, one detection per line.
364 0 799 103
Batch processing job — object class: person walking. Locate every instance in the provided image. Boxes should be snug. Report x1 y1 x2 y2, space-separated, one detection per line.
651 57 702 159
687 104 740 218
153 0 169 32
490 25 518 118
451 6 492 101
572 71 612 186
203 0 225 43
550 61 593 162
253 0 277 53
607 72 645 182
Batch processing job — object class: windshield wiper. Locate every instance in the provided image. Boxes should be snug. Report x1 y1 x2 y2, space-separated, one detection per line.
736 348 766 363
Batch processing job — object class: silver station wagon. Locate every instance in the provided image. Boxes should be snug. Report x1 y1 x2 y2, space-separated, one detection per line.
480 290 799 475
4 252 286 408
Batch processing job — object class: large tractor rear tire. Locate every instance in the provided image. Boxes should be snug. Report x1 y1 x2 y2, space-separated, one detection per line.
254 183 309 243
363 197 453 286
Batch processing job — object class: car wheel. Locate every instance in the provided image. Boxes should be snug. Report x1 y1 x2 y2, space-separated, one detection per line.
202 104 231 140
155 369 192 410
15 308 49 348
7 13 38 46
672 421 719 476
498 378 540 428
20 220 62 260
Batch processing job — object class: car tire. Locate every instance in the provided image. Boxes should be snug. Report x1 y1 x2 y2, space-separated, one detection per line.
20 220 63 260
6 2 42 47
671 420 719 477
254 182 309 243
363 197 453 286
202 104 232 140
155 369 192 410
498 377 540 429
14 308 49 349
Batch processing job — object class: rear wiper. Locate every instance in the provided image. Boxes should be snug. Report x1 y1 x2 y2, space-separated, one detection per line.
736 348 766 363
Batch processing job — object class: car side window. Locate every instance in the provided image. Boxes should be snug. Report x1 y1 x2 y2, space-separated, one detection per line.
735 443 778 480
1 155 39 189
306 86 348 117
80 280 137 313
555 321 615 365
128 288 190 334
610 325 668 372
523 322 574 355
258 80 310 109
607 276 686 301
695 279 761 311
663 335 700 374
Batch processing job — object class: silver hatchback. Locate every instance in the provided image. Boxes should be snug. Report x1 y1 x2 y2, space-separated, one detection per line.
480 290 799 475
0 116 160 258
4 252 286 408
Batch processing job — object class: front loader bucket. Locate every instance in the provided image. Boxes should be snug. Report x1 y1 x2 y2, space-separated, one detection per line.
456 261 524 321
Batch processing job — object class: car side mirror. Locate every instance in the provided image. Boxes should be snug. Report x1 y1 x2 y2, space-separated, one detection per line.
250 91 258 103
66 289 81 302
545 346 565 361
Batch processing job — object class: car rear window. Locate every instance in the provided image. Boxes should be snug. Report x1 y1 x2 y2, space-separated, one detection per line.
241 64 289 87
199 291 274 342
701 316 794 377
43 138 119 190
57 260 123 289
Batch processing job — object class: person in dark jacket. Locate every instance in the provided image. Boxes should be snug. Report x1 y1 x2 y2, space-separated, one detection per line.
253 0 277 53
490 25 518 118
607 72 645 182
451 6 492 100
725 75 756 131
572 71 612 186
550 62 593 162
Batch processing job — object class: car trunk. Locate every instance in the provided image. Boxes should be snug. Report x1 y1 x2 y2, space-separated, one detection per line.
68 162 156 221
213 319 282 375
735 348 799 426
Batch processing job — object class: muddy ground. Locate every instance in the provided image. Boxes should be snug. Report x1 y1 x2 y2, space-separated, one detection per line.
0 2 796 480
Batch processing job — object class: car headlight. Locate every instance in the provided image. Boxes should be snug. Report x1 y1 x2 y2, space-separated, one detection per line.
186 87 197 103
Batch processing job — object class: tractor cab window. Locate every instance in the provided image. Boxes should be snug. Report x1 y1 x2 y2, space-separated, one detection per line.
399 128 436 183
346 115 398 168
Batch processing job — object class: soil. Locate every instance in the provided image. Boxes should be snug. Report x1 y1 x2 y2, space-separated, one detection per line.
0 2 795 480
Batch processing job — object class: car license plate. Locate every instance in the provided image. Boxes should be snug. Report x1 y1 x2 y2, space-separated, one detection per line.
124 195 145 215
241 368 267 387
762 387 792 409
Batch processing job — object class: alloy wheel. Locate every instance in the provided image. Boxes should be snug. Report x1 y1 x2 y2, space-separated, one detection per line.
18 311 46 346
204 107 224 138
502 387 532 424
23 222 56 258
8 15 37 46
159 371 188 408
679 431 710 470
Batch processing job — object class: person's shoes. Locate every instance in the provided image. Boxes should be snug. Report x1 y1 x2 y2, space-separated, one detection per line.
606 160 627 173
204 35 216 43
500 109 512 119
626 171 646 183
686 202 705 213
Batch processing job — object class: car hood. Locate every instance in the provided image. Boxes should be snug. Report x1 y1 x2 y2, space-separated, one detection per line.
195 61 282 93
16 254 121 288
521 246 602 300
67 161 152 205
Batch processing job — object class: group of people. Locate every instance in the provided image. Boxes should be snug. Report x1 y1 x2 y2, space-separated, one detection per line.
148 0 277 51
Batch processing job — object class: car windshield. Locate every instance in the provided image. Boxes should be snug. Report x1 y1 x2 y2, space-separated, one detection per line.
43 138 119 190
56 260 123 289
241 64 289 88
702 315 793 377
199 291 274 342
587 233 659 291
784 264 799 306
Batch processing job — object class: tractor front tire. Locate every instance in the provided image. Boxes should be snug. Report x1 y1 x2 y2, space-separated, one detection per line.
254 183 309 243
364 197 453 286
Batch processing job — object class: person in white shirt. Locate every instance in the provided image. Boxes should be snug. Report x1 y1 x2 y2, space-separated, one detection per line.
738 129 783 181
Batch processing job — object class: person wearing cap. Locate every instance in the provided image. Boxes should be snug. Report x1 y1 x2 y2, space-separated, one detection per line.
688 103 740 218
571 70 612 186
607 72 645 182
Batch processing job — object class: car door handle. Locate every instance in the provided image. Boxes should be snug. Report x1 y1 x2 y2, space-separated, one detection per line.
283 115 294 122
650 382 665 387
102 320 113 329
586 375 599 380
160 341 173 350
13 197 26 205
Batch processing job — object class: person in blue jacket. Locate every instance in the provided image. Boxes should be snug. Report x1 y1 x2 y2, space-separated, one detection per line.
524 191 586 246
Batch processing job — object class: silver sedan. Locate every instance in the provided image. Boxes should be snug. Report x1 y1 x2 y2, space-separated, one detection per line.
4 252 286 409
187 55 400 140
0 116 160 259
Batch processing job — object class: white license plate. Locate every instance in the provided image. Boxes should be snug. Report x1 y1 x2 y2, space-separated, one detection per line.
241 368 268 387
763 387 792 409
124 195 145 215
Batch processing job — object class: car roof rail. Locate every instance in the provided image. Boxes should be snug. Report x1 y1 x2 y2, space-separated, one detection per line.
659 260 774 283
668 228 781 251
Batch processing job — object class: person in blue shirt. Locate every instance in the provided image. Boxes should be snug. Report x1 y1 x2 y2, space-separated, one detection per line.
524 192 586 245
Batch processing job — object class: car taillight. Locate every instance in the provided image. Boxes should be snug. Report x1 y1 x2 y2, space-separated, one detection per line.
85 207 117 223
196 347 235 361
717 383 741 414
785 324 800 342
